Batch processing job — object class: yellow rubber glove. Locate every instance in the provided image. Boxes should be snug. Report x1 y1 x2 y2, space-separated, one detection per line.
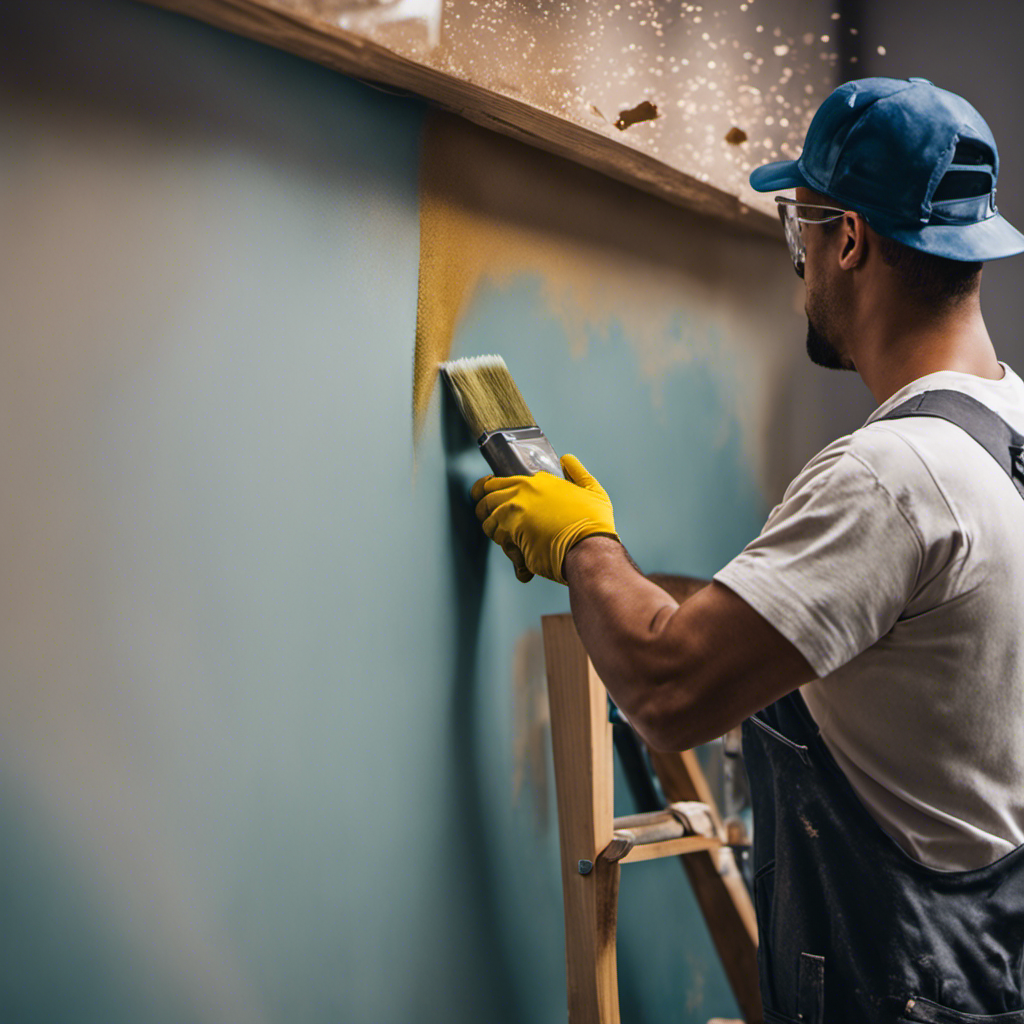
471 454 618 585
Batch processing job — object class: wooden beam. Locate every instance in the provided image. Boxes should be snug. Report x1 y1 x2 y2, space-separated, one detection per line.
138 0 781 238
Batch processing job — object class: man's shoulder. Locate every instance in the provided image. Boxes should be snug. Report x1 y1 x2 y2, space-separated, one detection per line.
850 418 951 482
786 424 936 504
856 364 1024 475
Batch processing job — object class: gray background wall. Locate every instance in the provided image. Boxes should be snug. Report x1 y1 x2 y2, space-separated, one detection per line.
867 0 1024 363
2 2 1020 1022
816 0 1024 431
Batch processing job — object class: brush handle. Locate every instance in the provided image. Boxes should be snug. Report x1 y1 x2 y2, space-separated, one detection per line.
478 426 565 478
478 427 565 583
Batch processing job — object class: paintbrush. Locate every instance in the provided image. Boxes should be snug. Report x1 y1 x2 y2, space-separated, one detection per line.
438 354 564 479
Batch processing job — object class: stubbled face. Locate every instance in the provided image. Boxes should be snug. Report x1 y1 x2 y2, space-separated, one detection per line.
796 187 856 372
805 274 850 371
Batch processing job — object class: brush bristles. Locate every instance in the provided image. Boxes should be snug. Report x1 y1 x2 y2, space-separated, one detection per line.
439 354 537 437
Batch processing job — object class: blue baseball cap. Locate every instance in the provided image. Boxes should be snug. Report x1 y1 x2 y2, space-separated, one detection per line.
751 77 1024 262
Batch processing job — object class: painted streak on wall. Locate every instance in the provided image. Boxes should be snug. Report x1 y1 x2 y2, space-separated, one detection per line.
416 110 825 1023
415 109 815 502
511 628 549 833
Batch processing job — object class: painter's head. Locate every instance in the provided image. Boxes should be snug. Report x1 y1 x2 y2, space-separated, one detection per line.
788 185 988 371
749 77 1024 371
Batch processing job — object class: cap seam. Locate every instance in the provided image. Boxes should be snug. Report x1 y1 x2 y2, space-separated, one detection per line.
824 85 910 196
795 156 829 195
922 131 964 222
750 76 1023 260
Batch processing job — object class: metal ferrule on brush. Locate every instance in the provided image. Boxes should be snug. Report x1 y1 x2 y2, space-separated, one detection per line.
439 354 566 479
477 426 562 477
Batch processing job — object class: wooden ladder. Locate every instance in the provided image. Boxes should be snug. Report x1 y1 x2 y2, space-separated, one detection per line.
542 610 763 1024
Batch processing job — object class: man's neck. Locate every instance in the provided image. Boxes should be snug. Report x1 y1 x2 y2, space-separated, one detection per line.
852 300 1002 405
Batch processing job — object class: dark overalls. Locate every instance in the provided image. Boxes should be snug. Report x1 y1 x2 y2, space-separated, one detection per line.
743 391 1024 1024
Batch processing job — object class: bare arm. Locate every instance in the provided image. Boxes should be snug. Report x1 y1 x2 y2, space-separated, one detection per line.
646 573 709 603
563 536 817 751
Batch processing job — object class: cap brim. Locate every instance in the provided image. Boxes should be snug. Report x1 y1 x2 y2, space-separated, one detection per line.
749 159 810 192
881 212 1024 262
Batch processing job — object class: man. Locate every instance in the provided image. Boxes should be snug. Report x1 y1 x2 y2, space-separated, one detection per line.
471 78 1024 1022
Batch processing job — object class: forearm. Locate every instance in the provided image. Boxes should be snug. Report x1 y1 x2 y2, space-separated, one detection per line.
472 458 815 747
562 536 686 744
562 535 816 750
646 573 709 604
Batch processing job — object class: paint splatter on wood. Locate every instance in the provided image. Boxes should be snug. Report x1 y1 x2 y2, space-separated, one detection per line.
614 100 659 130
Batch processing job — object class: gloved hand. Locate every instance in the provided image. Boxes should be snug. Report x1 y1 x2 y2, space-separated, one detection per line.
471 454 618 585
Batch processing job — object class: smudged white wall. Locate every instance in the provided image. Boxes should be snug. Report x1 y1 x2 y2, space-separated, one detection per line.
278 0 849 212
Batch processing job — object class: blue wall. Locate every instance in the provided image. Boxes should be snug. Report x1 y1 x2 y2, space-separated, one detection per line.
1 3 804 1020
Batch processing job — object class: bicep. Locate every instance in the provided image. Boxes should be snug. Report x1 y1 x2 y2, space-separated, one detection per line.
638 447 927 750
639 580 817 750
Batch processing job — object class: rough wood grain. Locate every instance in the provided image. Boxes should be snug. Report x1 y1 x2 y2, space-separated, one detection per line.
543 608 763 1023
137 0 781 238
617 834 719 865
543 612 620 1024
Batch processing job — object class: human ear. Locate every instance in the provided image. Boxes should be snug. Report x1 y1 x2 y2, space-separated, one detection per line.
839 213 865 269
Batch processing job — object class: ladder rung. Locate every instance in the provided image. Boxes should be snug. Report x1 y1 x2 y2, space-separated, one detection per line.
618 834 720 864
601 801 720 863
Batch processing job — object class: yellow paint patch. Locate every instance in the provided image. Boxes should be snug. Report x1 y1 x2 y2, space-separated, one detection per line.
413 112 806 498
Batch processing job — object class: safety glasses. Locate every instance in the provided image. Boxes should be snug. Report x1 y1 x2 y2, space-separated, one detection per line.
775 197 848 278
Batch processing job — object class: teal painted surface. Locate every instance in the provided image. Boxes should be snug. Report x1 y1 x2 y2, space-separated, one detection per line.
453 275 765 578
444 276 765 1023
3 3 768 1022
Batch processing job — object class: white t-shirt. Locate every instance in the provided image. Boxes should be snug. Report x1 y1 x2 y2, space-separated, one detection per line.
715 361 1024 872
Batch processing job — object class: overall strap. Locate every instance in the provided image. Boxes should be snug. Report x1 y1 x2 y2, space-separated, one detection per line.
877 389 1024 500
